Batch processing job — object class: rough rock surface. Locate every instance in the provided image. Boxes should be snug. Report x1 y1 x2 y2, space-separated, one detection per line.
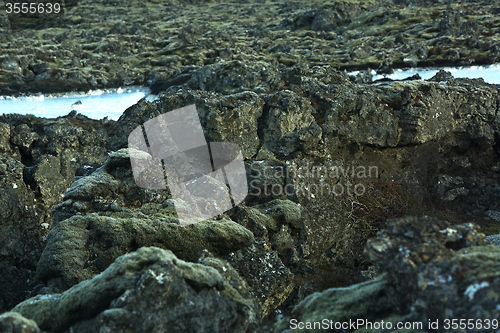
0 312 41 333
0 113 113 312
2 1 500 329
1 63 500 331
13 247 256 333
3 67 500 327
2 0 500 95
264 216 498 333
108 68 500 278
0 156 41 311
36 149 254 292
227 241 294 318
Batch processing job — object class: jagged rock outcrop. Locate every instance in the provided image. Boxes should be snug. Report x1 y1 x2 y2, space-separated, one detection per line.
32 146 311 319
2 3 500 325
2 1 500 332
108 67 500 279
36 149 254 292
263 216 498 333
14 247 257 333
0 156 42 312
2 64 500 325
0 113 113 312
0 9 11 43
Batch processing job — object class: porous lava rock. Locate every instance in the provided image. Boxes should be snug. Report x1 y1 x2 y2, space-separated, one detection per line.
14 247 257 333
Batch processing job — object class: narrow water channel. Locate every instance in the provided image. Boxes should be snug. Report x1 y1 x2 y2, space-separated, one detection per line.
355 64 500 84
0 87 154 120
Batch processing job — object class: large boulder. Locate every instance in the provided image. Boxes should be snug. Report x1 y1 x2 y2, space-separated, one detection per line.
36 213 254 292
0 312 41 333
264 216 498 332
110 89 266 159
14 247 257 333
365 216 487 319
109 68 500 299
37 149 254 292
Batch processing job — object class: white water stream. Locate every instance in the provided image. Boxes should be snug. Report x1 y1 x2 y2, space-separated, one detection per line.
368 64 500 83
0 87 154 120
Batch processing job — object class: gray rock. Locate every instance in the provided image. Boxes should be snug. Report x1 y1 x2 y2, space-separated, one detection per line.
10 124 38 151
62 169 120 202
0 312 41 333
178 20 209 44
434 174 465 199
365 216 487 319
485 234 500 245
262 90 320 157
3 2 500 331
199 250 262 322
228 198 306 267
0 114 112 312
108 21 128 35
0 9 11 31
1 55 22 74
351 44 373 59
30 155 69 207
443 186 469 202
245 159 296 205
0 156 45 312
311 2 368 32
252 199 302 231
0 122 17 156
440 9 460 33
15 247 255 333
187 60 284 95
228 241 293 318
111 89 265 159
265 217 497 332
321 81 402 148
31 63 49 76
267 275 392 332
36 214 254 291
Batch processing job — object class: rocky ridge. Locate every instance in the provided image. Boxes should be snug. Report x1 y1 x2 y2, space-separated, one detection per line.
262 216 498 333
1 0 500 332
1 0 500 95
